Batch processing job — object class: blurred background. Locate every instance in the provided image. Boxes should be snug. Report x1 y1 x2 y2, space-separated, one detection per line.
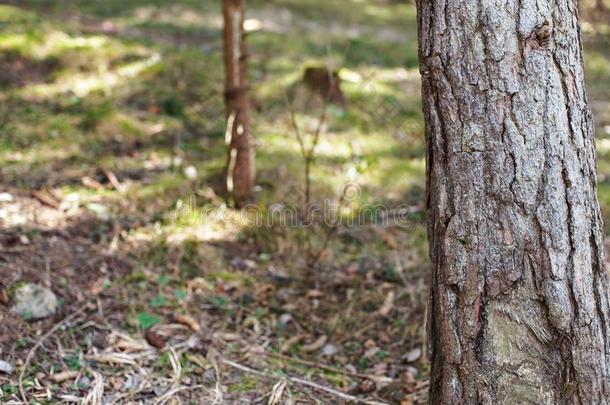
0 0 608 403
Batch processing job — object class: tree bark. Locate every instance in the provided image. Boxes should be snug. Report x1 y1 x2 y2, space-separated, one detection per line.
222 0 254 206
417 1 610 403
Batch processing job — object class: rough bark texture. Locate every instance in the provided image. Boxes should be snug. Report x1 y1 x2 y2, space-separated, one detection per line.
417 0 610 403
223 0 254 206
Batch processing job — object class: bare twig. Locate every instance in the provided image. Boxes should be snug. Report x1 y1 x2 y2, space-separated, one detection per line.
154 385 206 405
284 58 332 211
285 93 329 209
101 168 125 193
82 370 104 405
285 93 307 161
309 81 330 156
31 189 61 209
19 306 88 404
268 378 288 405
221 358 388 405
307 182 353 269
261 350 386 382
284 53 357 272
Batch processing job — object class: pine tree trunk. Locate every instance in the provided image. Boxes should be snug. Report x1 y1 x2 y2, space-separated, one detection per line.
222 0 254 206
417 1 610 403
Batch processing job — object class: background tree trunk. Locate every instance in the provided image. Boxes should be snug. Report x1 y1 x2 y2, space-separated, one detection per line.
222 0 254 206
417 1 610 403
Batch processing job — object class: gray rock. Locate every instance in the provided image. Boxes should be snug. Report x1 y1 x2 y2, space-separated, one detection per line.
153 384 171 396
402 347 422 363
86 203 110 221
11 283 58 320
278 313 293 325
0 360 14 374
321 344 339 357
78 376 91 388
202 368 216 384
406 366 419 377
124 374 140 390
243 259 257 270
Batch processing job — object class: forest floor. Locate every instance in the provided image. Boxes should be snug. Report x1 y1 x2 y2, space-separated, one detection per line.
0 1 609 404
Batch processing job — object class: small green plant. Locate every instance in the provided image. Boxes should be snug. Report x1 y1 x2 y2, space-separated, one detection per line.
156 275 170 286
205 295 232 313
150 295 167 308
137 312 161 329
174 288 187 302
2 383 18 396
64 354 82 370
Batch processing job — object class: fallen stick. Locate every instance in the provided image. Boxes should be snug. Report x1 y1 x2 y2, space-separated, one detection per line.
31 190 60 209
19 307 87 404
260 350 387 382
154 384 206 405
221 358 389 405
101 168 125 193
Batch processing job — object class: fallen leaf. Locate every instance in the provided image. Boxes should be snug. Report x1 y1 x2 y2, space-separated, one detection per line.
359 379 376 394
187 278 214 294
50 370 79 383
370 375 393 389
89 278 109 296
145 329 166 349
306 289 323 299
113 339 147 352
345 262 359 276
0 288 9 305
364 339 376 349
213 332 241 342
372 362 388 375
280 334 305 353
186 353 210 369
378 291 395 317
111 333 149 352
403 370 416 385
175 314 201 332
379 332 391 344
81 176 104 190
301 335 327 353
364 346 380 359
90 353 136 365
